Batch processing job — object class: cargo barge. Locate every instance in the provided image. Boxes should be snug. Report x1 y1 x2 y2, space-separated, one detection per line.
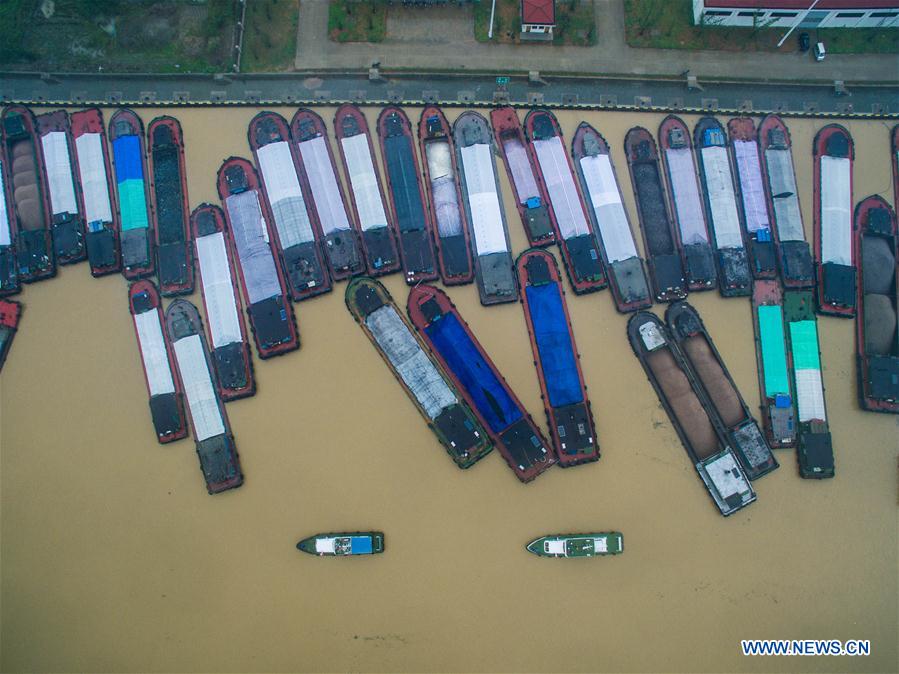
572 122 651 312
217 157 299 359
627 311 756 515
694 117 751 297
147 116 193 296
516 249 599 466
128 280 187 443
854 195 898 413
165 299 243 494
191 204 255 401
35 110 86 264
624 127 687 302
377 106 438 284
526 533 623 558
758 115 814 289
109 108 154 279
893 125 899 215
70 108 121 276
491 106 555 247
407 285 555 482
751 280 796 448
2 105 55 283
345 276 492 468
0 298 21 372
528 109 607 294
453 111 518 305
291 108 365 280
813 124 856 317
666 301 778 480
784 290 834 478
658 115 716 291
0 130 19 296
297 532 384 556
418 106 474 284
335 105 401 277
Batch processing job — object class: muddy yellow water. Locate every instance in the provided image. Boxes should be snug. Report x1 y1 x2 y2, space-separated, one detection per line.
2 106 897 673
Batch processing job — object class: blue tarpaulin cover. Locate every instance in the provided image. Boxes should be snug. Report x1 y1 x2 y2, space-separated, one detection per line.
112 135 144 182
384 135 426 233
525 283 583 408
350 536 373 554
425 312 522 434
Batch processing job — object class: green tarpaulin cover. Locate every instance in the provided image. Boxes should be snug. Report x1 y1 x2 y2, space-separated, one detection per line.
758 305 789 397
118 179 149 231
789 320 821 371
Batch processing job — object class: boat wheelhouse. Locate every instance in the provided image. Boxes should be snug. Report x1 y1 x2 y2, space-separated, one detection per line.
0 298 21 372
624 127 687 302
572 122 651 312
666 301 778 480
516 249 599 466
249 111 331 300
527 109 607 294
2 105 55 283
751 281 796 448
70 108 121 276
335 105 401 277
291 108 365 280
758 115 814 289
694 117 751 297
453 111 518 305
166 299 243 494
408 285 555 482
345 277 492 468
854 196 899 413
191 204 255 401
128 280 187 443
418 106 474 285
297 532 384 556
217 157 299 359
813 124 856 317
377 106 439 285
627 311 756 516
35 110 86 265
490 106 554 247
658 115 716 291
0 127 19 296
784 290 834 478
526 533 623 558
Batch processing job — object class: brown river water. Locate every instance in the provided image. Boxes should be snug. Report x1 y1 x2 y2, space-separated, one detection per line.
2 106 897 673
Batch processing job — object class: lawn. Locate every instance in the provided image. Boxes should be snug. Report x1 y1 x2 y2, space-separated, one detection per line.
328 0 386 43
242 0 299 72
474 0 596 46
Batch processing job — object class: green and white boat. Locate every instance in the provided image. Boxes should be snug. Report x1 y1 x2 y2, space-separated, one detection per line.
526 533 623 558
296 532 384 557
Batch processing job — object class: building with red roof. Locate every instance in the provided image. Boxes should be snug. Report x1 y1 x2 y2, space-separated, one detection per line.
693 0 899 27
520 0 556 41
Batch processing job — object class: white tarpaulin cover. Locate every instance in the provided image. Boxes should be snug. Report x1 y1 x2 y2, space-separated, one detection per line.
74 133 113 226
298 135 351 235
0 160 10 246
578 154 638 263
501 137 540 203
196 232 244 348
820 155 852 266
255 141 315 247
341 133 389 232
733 140 769 233
701 146 744 249
40 131 78 216
764 148 804 242
664 148 709 245
225 191 282 305
425 141 463 237
794 368 826 422
460 143 508 256
534 136 590 240
545 540 566 554
366 305 457 419
315 538 336 553
134 310 176 397
173 334 226 442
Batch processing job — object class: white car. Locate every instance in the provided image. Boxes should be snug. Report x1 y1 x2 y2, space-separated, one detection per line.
814 42 827 61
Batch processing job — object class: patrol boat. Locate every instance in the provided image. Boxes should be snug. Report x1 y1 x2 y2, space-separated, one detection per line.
526 533 623 558
297 532 384 556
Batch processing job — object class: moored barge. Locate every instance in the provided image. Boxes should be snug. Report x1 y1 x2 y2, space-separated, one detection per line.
35 110 86 264
0 131 19 296
418 106 474 284
624 127 687 302
0 298 21 372
128 280 187 443
297 532 384 556
758 115 814 288
166 299 243 494
335 105 401 277
813 124 856 317
70 108 121 276
572 122 651 312
627 311 756 515
345 276 492 468
516 249 599 466
407 285 555 482
453 111 518 305
491 106 554 246
217 157 299 359
658 115 716 291
191 203 255 401
854 195 899 413
526 532 623 558
893 125 899 215
694 117 751 297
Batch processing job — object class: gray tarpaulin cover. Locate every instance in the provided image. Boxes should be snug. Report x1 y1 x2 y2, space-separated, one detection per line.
460 143 508 256
134 309 176 397
820 155 852 266
664 148 709 245
195 231 244 348
74 133 113 226
0 159 9 245
255 141 315 247
578 153 638 263
173 333 226 442
764 148 804 242
225 190 282 305
733 140 769 233
701 146 744 249
40 131 78 217
340 133 389 233
533 136 590 240
501 137 540 204
425 141 463 237
298 135 352 236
